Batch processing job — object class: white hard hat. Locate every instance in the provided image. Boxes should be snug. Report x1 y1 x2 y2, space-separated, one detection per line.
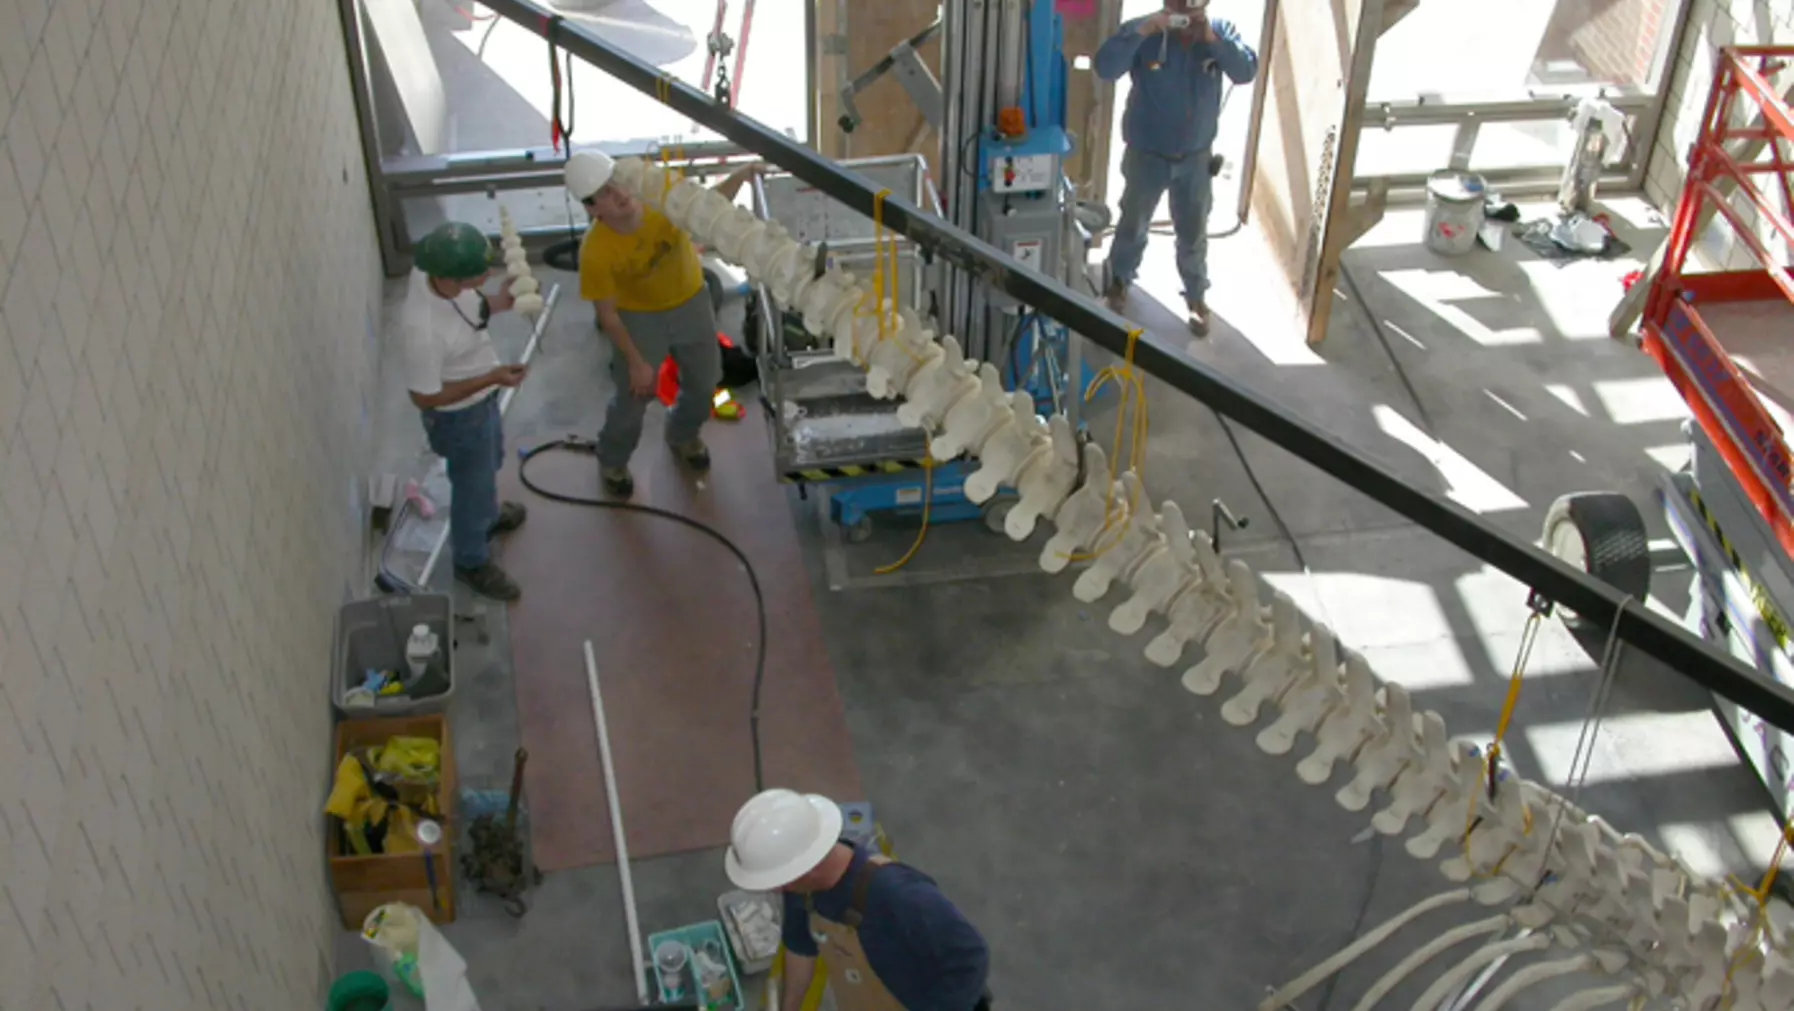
565 149 616 200
723 789 844 891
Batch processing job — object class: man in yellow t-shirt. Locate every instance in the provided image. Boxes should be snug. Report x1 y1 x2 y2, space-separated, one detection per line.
565 149 765 497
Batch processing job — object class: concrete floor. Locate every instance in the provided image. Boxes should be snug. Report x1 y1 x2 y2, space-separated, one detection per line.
341 7 1794 1007
335 186 1792 1011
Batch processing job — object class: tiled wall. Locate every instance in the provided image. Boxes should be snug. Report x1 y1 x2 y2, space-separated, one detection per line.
0 0 381 1008
1646 0 1794 266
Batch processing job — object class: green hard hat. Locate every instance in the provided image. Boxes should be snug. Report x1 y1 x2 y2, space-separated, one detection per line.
414 221 496 279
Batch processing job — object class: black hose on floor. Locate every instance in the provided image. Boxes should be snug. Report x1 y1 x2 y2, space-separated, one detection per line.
1340 261 1434 434
1212 411 1310 573
544 237 580 273
517 439 769 792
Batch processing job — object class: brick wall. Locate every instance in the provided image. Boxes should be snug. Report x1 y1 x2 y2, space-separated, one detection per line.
1536 0 1672 89
0 0 381 1008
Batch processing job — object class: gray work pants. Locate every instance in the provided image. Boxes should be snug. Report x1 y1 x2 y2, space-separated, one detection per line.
597 288 723 470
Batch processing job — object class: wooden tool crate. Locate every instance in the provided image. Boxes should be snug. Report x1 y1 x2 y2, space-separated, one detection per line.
328 713 459 929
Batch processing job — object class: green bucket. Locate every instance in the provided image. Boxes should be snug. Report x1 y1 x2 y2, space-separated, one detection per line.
327 970 391 1011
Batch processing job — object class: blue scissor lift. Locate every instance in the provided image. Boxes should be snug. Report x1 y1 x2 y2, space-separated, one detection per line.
748 154 998 543
748 166 1097 543
747 1 1093 544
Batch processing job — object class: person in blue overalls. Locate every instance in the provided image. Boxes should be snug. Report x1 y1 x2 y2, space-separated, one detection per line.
725 789 991 1011
1096 2 1258 337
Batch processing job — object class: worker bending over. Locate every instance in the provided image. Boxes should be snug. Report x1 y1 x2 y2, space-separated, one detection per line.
1096 1 1258 337
403 222 531 601
564 150 765 497
726 789 991 1011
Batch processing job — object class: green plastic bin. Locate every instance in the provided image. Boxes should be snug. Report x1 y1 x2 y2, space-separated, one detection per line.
326 970 391 1011
649 920 744 1011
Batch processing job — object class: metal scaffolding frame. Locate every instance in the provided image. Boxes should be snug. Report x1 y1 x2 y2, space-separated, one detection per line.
1644 46 1794 558
369 0 1794 732
1635 44 1794 819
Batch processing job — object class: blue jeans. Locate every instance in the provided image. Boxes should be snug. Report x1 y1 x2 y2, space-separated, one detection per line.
421 394 504 571
1107 146 1214 304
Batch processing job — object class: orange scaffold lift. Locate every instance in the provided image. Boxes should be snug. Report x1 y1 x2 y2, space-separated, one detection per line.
1619 46 1794 824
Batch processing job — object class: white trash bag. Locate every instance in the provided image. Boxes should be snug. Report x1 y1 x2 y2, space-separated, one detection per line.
362 902 483 1011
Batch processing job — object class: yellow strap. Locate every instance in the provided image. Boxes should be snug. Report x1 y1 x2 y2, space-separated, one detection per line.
851 189 925 363
1061 328 1149 564
1719 903 1771 1009
884 194 901 339
871 190 892 341
1461 609 1548 877
874 448 935 575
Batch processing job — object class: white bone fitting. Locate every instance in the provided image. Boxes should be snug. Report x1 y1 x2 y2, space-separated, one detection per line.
496 206 546 318
609 158 1792 1008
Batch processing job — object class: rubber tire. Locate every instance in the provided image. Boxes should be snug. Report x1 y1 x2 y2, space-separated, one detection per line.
981 498 1014 536
1540 491 1652 628
844 514 874 544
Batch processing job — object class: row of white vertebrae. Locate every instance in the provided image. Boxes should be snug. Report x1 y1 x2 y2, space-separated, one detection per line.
496 206 548 318
615 159 1793 1009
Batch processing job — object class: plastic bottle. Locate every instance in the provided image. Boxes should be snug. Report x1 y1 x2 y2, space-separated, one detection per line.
405 624 440 681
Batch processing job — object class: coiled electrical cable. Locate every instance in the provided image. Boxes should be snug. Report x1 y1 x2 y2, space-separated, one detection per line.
517 439 769 792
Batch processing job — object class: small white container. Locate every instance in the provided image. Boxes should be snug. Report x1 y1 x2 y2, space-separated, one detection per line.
1423 171 1487 257
405 623 440 681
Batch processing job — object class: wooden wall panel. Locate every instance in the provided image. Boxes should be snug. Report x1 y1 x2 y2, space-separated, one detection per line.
810 0 1121 203
830 0 942 161
1062 1 1122 202
1246 0 1381 346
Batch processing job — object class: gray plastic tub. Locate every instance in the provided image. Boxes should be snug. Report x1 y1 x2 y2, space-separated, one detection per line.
333 593 455 717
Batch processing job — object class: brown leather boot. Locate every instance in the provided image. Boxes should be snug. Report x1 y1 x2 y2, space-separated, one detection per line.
1104 278 1128 313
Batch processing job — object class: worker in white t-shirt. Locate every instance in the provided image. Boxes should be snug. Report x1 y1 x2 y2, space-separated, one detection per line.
403 221 530 601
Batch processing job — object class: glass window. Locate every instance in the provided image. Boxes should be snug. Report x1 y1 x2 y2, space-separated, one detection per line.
372 0 812 156
1368 0 1680 104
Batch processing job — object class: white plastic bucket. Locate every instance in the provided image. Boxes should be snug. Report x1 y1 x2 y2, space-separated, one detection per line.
1423 171 1487 256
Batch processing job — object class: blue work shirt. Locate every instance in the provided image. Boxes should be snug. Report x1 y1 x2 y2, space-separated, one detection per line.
782 845 989 1011
1095 16 1259 158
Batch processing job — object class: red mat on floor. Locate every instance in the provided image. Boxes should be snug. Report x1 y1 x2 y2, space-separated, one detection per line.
497 409 863 871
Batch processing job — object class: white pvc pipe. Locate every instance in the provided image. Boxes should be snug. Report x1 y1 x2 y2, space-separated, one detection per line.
417 283 563 589
585 639 650 1006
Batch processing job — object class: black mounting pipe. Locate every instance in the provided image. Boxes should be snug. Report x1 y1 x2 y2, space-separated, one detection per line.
480 0 1794 732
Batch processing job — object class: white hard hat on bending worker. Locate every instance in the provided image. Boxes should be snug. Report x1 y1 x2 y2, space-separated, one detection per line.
565 149 617 200
725 789 992 1011
562 148 765 499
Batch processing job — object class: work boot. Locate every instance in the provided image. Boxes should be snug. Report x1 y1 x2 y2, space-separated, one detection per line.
456 561 521 601
671 439 711 473
1187 299 1210 338
601 466 635 498
1103 277 1128 313
488 501 528 537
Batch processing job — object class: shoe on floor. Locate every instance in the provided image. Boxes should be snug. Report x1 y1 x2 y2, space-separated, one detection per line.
456 561 521 601
1103 277 1128 313
671 439 711 472
489 501 527 537
1187 300 1210 338
601 466 635 497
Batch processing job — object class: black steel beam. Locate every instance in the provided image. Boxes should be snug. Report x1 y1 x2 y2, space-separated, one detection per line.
476 0 1794 733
